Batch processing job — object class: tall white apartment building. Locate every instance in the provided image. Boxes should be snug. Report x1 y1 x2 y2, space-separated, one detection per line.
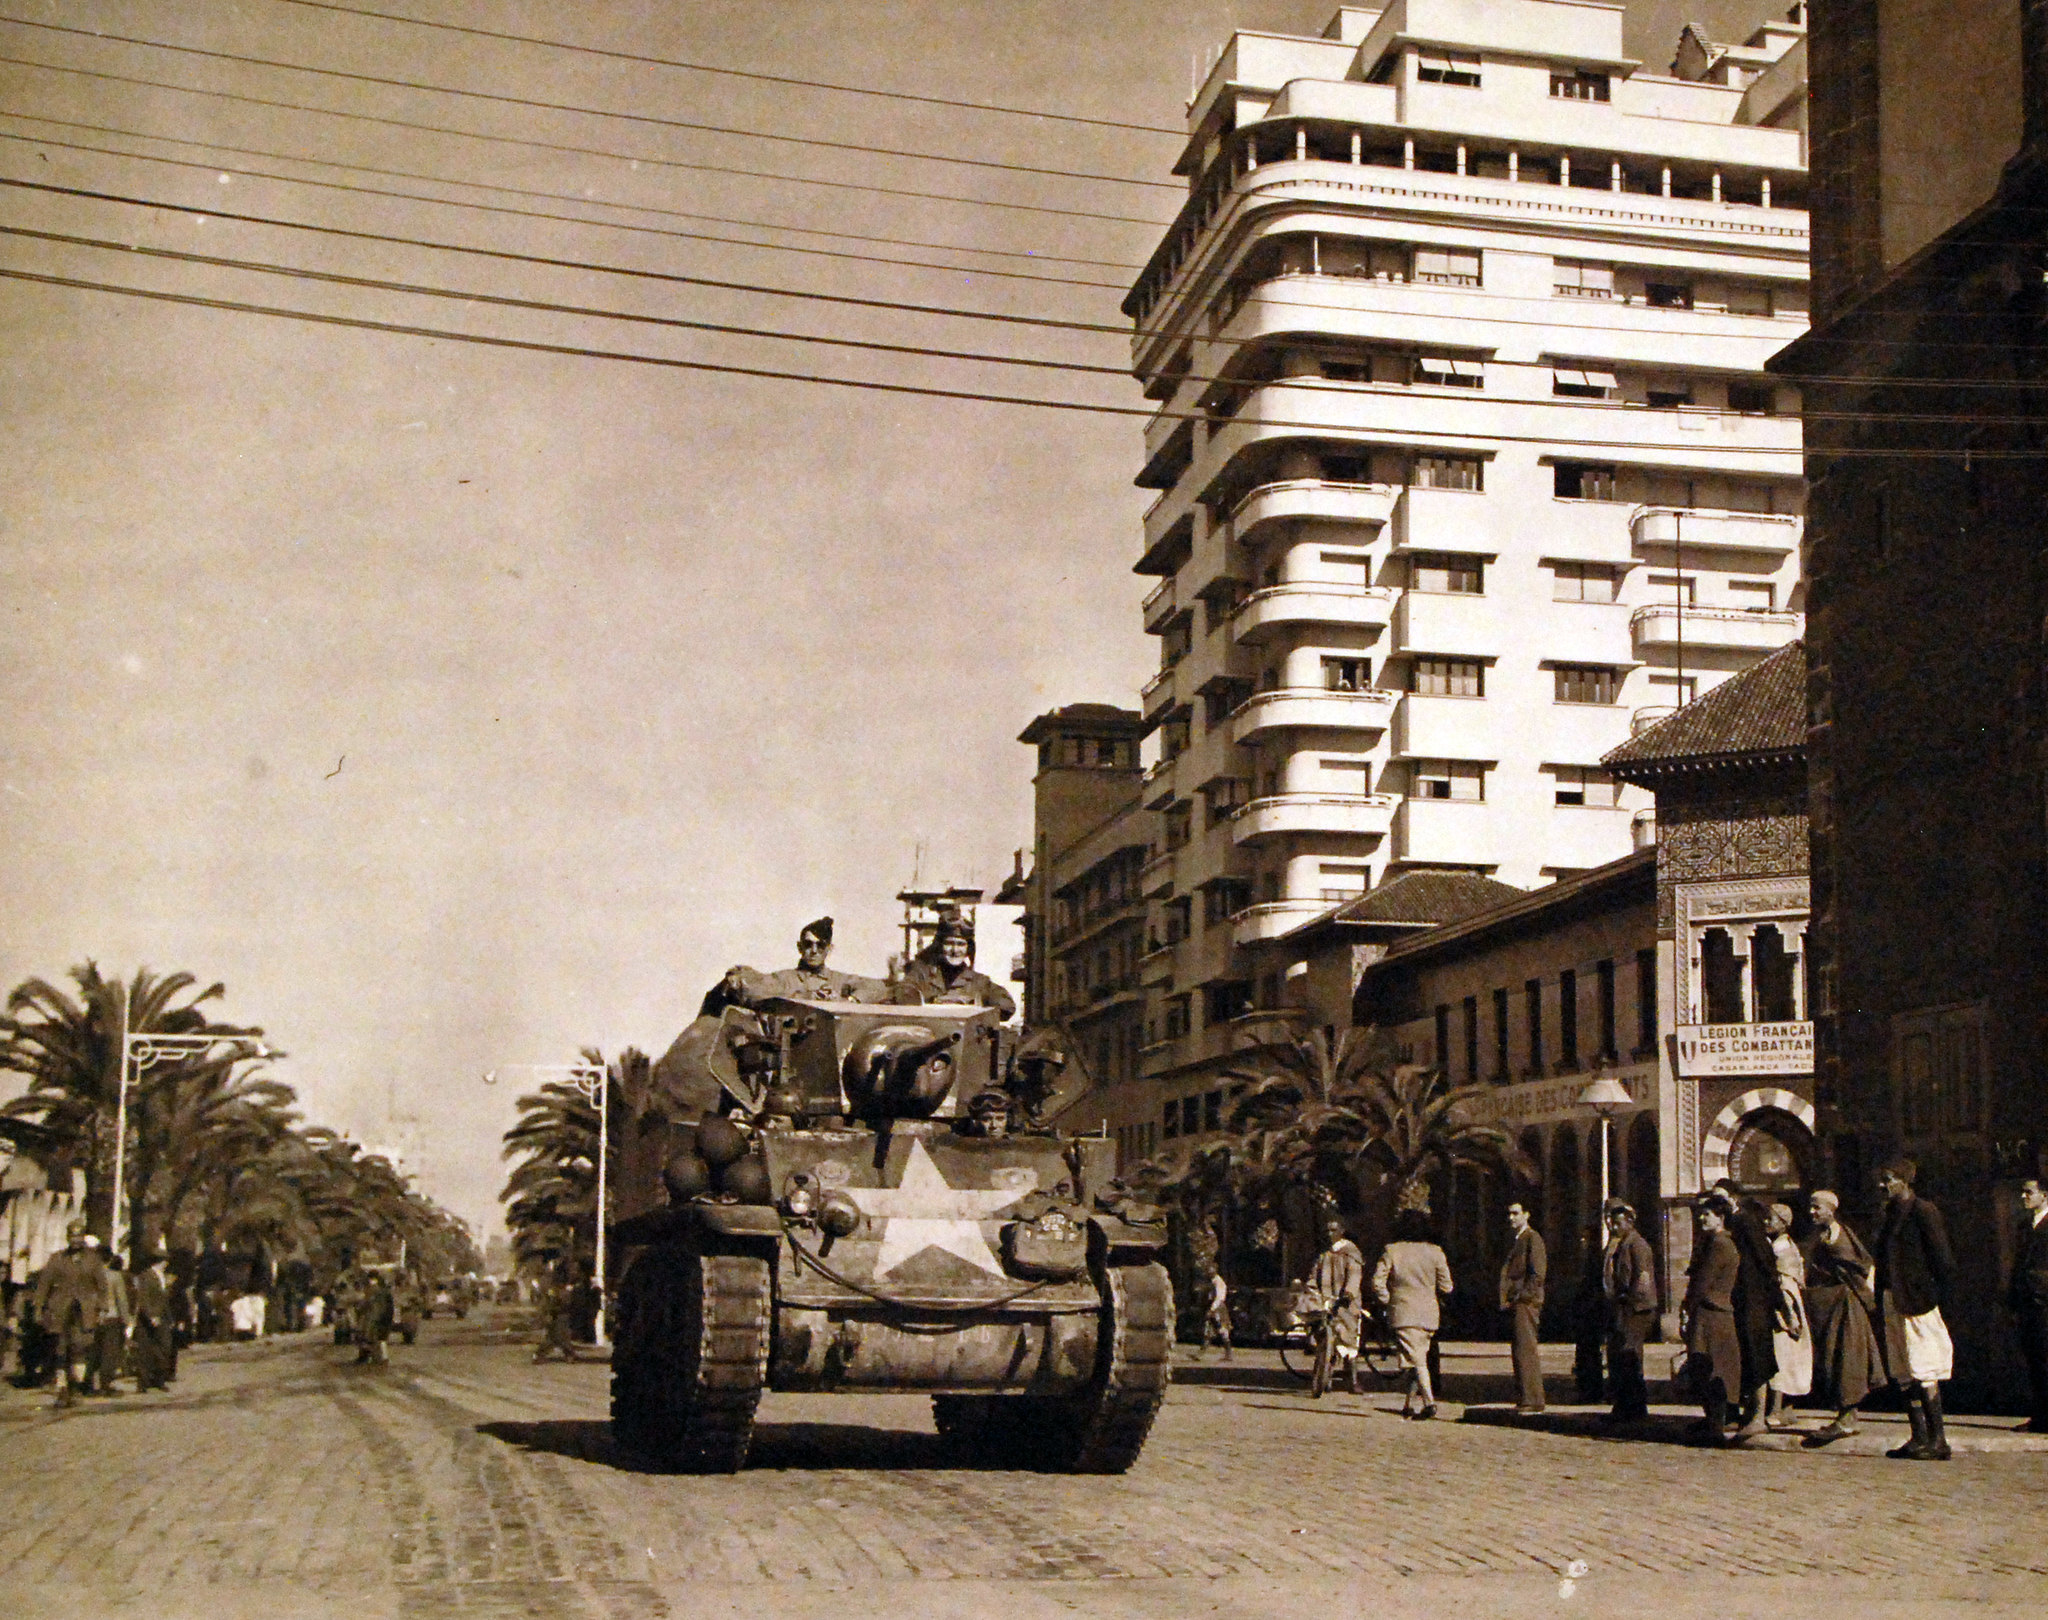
1125 1 1809 1085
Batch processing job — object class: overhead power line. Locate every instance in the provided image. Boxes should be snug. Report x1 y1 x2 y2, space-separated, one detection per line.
269 0 1188 139
0 15 1184 192
8 216 2036 418
4 260 2013 443
0 120 1137 289
0 54 1152 268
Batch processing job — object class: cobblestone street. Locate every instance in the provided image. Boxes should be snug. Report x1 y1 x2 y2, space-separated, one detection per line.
5 1309 2045 1620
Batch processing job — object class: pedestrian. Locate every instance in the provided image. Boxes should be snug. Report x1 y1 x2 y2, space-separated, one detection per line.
1682 1195 1744 1444
533 1258 580 1363
129 1249 176 1393
1874 1158 1955 1460
1498 1200 1546 1414
2008 1176 2048 1434
229 1290 265 1341
30 1221 116 1408
1710 1178 1780 1439
90 1250 134 1395
1373 1208 1455 1420
1193 1270 1232 1361
1600 1198 1658 1423
1762 1202 1812 1429
1799 1190 1885 1444
353 1268 396 1366
1301 1219 1365 1394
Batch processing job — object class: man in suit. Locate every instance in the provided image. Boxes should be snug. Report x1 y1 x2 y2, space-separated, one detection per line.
1601 1197 1660 1422
129 1249 175 1392
1875 1158 1956 1460
1498 1201 1546 1414
2008 1176 2048 1433
31 1221 116 1408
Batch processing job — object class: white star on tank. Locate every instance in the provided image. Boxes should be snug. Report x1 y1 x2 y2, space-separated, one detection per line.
844 1138 1022 1277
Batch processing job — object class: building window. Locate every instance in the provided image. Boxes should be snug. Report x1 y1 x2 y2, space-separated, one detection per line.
1206 981 1252 1024
1596 959 1617 1058
1559 969 1579 1070
1411 552 1484 593
1525 978 1543 1075
1413 354 1485 388
1165 994 1192 1040
1647 385 1695 409
1162 1100 1178 1140
1319 238 1415 282
1462 995 1479 1084
1413 759 1486 801
1552 561 1617 602
1645 281 1695 310
1701 928 1746 1023
1412 658 1486 697
1160 715 1190 758
1322 655 1373 692
1553 462 1617 500
1204 1089 1223 1132
1320 451 1374 483
1724 282 1775 317
1645 572 1698 605
1635 948 1657 1053
1550 70 1610 101
1203 880 1251 927
1751 924 1799 1021
1554 665 1621 705
1318 862 1372 900
1416 51 1482 87
1413 247 1482 285
1553 258 1615 296
1435 1003 1451 1070
1729 579 1777 612
1412 454 1484 490
1895 1001 1988 1140
1205 778 1249 827
1727 381 1775 414
1552 765 1620 806
1163 894 1191 943
1493 986 1510 1080
1552 366 1618 399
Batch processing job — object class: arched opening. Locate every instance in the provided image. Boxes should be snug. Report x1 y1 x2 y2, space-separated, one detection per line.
1725 1107 1813 1195
1751 924 1797 1022
1701 927 1746 1023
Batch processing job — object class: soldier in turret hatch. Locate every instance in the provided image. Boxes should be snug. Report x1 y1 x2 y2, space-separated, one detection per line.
897 918 1017 1018
708 916 889 1012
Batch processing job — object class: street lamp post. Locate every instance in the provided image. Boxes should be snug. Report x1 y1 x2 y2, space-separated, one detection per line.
1578 1074 1634 1208
112 981 271 1254
484 1062 610 1348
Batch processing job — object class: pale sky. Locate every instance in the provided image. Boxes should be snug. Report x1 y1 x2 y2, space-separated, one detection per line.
0 0 1785 1235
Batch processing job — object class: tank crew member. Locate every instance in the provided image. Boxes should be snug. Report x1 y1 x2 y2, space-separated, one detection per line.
711 917 889 1009
897 918 1017 1018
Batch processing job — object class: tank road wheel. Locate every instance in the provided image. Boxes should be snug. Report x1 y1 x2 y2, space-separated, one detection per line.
610 1248 771 1472
1005 1261 1172 1474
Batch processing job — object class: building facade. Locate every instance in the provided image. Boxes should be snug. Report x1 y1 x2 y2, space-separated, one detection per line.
1768 0 2048 1406
1125 1 1811 1113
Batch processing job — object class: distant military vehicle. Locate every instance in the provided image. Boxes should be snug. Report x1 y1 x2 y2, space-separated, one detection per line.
607 994 1170 1473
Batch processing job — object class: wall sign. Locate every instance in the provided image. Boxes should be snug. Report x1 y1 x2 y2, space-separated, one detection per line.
1675 1021 1813 1077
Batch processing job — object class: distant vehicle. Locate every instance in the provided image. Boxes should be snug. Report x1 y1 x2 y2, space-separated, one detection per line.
606 995 1171 1474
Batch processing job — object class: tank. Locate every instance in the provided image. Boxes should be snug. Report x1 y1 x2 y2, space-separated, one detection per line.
607 995 1171 1473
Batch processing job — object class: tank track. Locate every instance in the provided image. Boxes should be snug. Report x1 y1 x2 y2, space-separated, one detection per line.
611 1248 770 1473
929 1260 1172 1474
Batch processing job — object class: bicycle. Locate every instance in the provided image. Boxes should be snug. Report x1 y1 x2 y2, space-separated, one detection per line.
1278 1297 1404 1390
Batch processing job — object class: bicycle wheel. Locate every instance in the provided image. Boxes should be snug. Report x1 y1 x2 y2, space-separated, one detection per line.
1310 1326 1333 1398
1278 1333 1316 1381
1361 1332 1405 1382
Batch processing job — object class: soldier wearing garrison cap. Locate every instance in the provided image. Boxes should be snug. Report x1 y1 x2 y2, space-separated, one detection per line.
714 916 889 1009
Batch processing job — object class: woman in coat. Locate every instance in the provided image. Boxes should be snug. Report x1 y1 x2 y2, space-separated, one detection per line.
1800 1189 1885 1443
1763 1202 1812 1427
1683 1195 1744 1443
1372 1208 1455 1420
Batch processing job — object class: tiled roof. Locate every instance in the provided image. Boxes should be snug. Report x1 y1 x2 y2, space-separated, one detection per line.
1320 868 1525 929
1604 641 1806 772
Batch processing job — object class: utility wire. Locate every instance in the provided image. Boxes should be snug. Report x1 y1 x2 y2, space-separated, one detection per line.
0 120 1137 288
10 216 2038 421
0 15 1184 191
0 53 1151 269
269 0 1189 138
1 260 1997 449
0 219 1138 377
0 102 1161 235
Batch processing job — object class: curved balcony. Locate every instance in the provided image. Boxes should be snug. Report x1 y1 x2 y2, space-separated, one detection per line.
1141 576 1179 633
1230 792 1399 846
1230 685 1398 745
1631 605 1803 653
1631 704 1680 735
1231 898 1331 947
1141 665 1177 719
1141 758 1179 810
1230 478 1398 545
1630 506 1802 555
1232 583 1395 645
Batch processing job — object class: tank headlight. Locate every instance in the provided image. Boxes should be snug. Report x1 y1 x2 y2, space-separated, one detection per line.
817 1192 861 1238
782 1173 819 1220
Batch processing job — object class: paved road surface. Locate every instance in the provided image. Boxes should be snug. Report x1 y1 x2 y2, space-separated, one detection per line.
3 1309 2044 1619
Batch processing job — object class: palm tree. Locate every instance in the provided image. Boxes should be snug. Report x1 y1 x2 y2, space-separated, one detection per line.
0 963 260 1237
